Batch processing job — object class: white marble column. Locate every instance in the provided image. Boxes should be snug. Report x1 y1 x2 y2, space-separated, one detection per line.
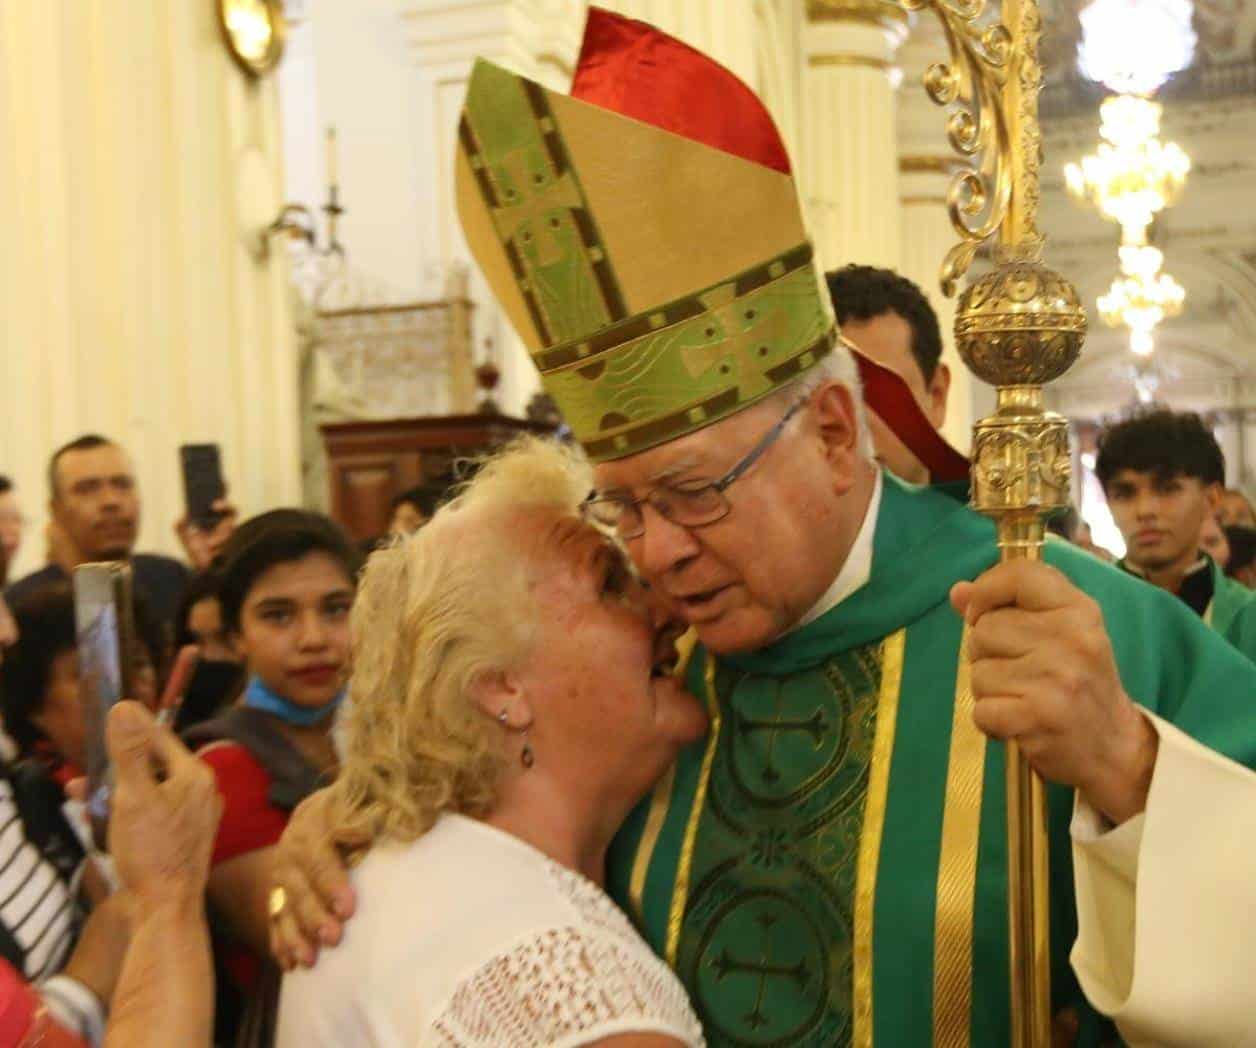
802 0 909 272
0 0 300 576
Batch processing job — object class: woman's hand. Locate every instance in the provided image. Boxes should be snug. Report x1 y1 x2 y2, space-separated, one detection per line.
268 788 363 971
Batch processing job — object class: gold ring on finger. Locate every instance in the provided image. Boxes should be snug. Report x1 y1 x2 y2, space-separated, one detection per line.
268 886 288 920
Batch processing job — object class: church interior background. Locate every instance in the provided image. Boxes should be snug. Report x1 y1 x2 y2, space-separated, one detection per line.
3 0 1255 569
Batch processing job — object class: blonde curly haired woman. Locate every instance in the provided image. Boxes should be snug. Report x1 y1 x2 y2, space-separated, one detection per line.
276 438 708 1048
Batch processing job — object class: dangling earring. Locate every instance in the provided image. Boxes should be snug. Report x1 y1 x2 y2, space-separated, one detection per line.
521 730 535 769
498 709 508 726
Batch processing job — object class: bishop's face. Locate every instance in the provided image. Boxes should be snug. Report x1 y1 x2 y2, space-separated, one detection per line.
592 384 867 655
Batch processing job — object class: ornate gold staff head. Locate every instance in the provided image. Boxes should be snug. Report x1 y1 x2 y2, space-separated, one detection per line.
956 258 1086 532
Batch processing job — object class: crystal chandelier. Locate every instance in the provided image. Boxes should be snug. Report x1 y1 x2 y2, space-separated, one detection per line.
1076 0 1196 96
1063 96 1190 243
1064 0 1195 357
1097 244 1185 357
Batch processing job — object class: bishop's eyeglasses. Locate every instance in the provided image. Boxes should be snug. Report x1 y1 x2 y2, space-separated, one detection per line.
583 397 806 541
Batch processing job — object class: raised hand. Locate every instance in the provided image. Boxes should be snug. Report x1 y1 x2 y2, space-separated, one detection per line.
175 497 239 571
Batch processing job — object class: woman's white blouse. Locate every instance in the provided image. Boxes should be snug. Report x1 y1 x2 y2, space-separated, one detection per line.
277 813 704 1047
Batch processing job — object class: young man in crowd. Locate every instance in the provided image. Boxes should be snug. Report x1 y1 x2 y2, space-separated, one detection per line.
1097 408 1256 657
5 435 232 634
826 265 952 484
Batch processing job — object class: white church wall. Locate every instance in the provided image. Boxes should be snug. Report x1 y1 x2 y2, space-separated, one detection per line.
0 1 301 580
279 0 429 303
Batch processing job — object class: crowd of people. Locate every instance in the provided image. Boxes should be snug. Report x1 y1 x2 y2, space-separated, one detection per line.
3 11 1256 1047
0 436 431 1046
0 258 1254 1045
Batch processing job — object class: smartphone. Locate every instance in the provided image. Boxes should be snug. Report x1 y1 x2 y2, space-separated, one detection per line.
74 562 136 824
180 443 226 531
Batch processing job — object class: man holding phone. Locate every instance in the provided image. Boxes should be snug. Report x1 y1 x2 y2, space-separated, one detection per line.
6 436 233 636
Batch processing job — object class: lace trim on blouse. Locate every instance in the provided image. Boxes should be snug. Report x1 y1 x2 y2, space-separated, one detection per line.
431 858 702 1047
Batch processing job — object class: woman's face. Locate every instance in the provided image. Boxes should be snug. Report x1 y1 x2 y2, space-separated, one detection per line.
513 513 707 806
187 596 239 663
232 552 354 709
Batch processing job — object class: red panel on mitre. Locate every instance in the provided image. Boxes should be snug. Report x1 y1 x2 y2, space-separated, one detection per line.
571 7 792 174
570 7 970 484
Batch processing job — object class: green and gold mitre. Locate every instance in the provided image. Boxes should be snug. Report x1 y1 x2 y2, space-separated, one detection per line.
455 56 835 462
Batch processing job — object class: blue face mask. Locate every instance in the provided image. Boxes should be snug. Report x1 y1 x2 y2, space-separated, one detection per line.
243 676 346 727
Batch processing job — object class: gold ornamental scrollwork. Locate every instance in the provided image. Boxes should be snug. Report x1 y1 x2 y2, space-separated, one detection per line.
897 0 1047 293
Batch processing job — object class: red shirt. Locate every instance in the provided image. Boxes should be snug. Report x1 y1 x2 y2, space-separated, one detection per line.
199 741 290 866
198 741 291 992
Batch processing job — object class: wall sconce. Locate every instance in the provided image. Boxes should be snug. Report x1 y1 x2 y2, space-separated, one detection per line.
256 127 346 260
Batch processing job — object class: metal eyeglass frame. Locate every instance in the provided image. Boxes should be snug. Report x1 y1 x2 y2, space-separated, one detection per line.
584 396 807 539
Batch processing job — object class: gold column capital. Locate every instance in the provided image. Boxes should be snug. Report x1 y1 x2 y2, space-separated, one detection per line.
806 0 909 31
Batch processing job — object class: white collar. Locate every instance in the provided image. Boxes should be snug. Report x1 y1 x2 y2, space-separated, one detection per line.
792 470 883 631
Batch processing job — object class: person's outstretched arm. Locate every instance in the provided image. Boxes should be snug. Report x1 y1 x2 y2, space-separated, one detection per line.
103 702 222 1048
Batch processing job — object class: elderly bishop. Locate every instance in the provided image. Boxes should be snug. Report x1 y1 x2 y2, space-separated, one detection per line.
274 11 1256 1047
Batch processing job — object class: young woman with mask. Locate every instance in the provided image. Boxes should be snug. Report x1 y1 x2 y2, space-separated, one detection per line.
186 509 358 1045
170 570 245 732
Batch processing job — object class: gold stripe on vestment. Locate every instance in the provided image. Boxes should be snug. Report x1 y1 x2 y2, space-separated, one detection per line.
853 628 906 1048
629 763 675 925
932 627 987 1048
665 652 722 966
627 629 698 926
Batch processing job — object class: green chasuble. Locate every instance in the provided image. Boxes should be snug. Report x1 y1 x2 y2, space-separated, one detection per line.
606 474 1256 1047
1204 555 1256 660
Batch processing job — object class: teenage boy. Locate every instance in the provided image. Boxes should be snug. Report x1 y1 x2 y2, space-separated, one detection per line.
1097 408 1256 658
